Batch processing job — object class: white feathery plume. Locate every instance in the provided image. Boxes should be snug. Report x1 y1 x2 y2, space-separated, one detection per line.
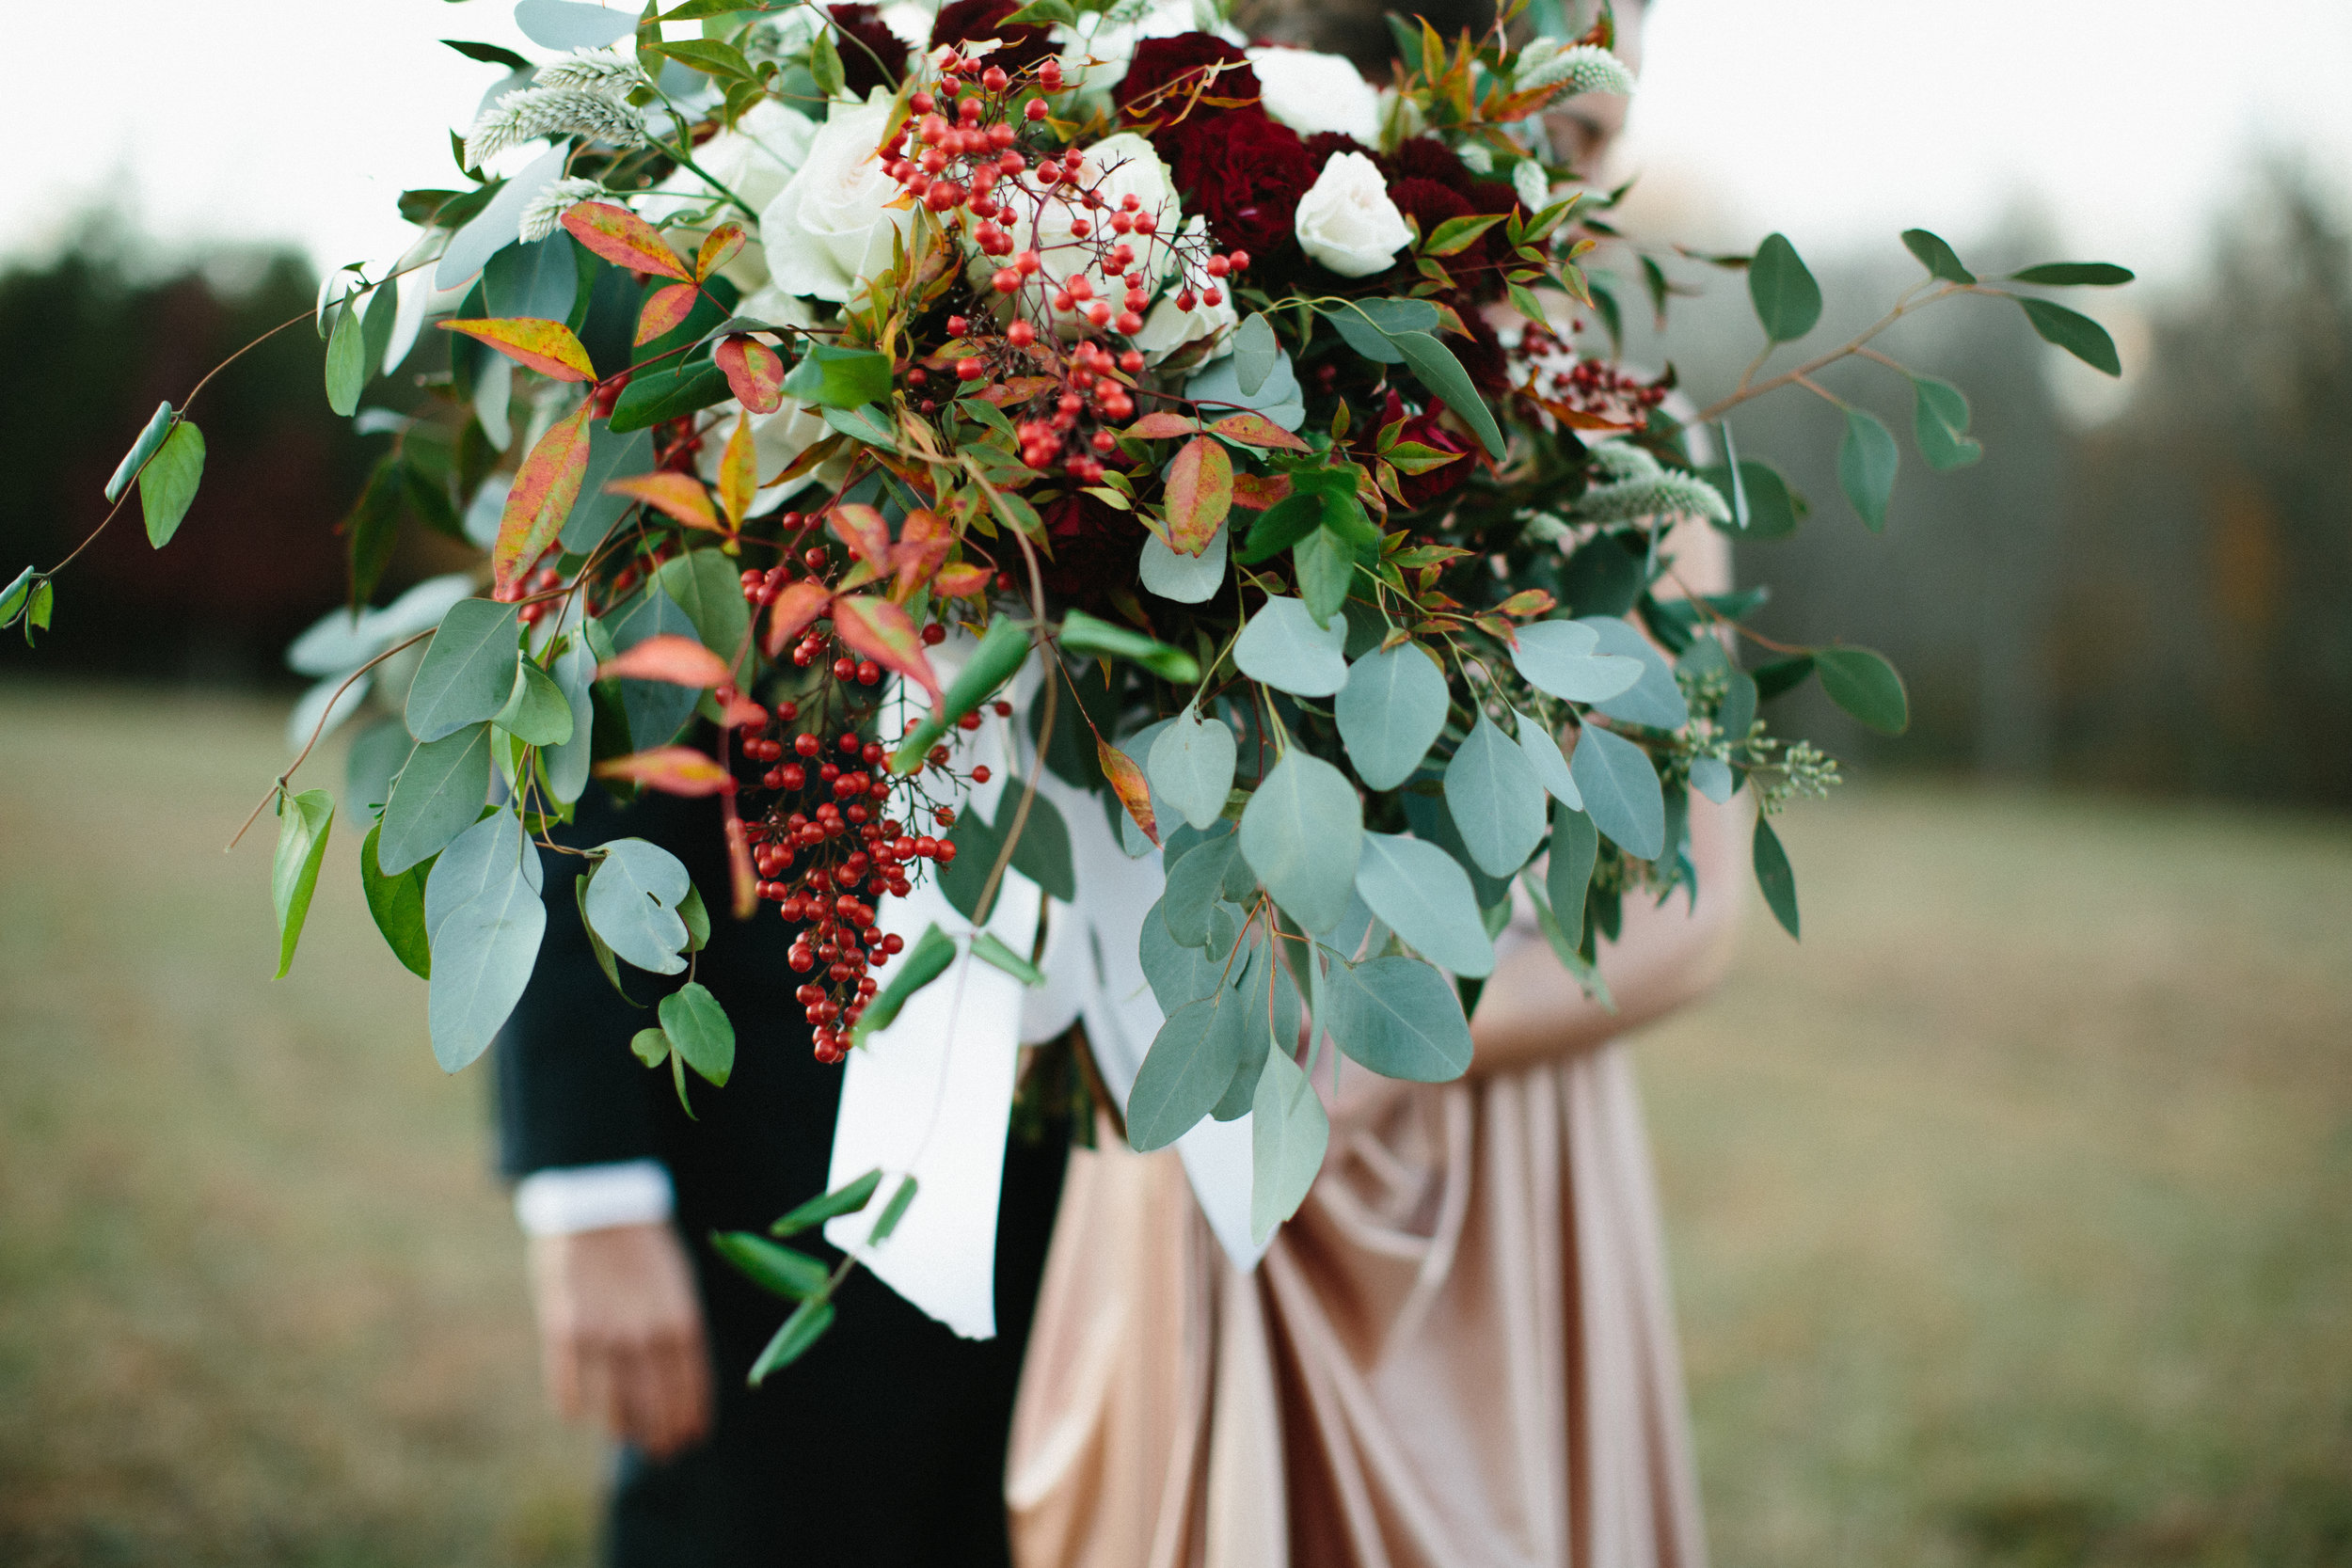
1456 141 1495 175
520 178 609 242
1515 40 1636 101
534 46 647 96
466 87 647 170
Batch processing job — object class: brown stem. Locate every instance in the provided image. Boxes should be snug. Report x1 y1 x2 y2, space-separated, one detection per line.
970 527 1055 927
223 627 435 851
1692 282 1965 425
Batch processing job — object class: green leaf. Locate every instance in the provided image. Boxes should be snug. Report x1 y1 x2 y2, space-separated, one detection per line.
1334 641 1448 792
780 342 895 409
359 820 432 979
1232 312 1279 397
853 924 956 1040
631 1025 670 1068
1513 708 1580 809
608 361 731 432
424 807 541 946
1899 228 1975 285
1057 609 1199 680
2016 295 2121 376
106 402 175 502
1161 831 1238 947
998 784 1075 902
1753 654 1815 702
1700 459 1805 539
1148 707 1238 832
1390 331 1506 460
269 789 335 979
806 25 845 94
747 1296 835 1386
711 1230 830 1300
1 566 35 628
1747 232 1821 342
1129 987 1252 1151
1238 751 1364 935
2010 261 2134 287
889 615 1028 772
770 1168 884 1237
1813 645 1909 735
821 403 897 447
1911 374 1981 471
1580 615 1691 729
1233 594 1348 698
1293 526 1355 627
1354 831 1494 977
869 1174 918 1242
406 599 523 742
1424 212 1506 257
326 302 368 416
494 658 575 746
1510 618 1642 704
1249 1043 1328 1243
971 930 1045 986
660 980 735 1086
1566 722 1663 860
378 724 495 875
582 837 693 974
1837 406 1899 531
139 420 206 548
1547 804 1598 949
1443 716 1548 879
575 873 637 1006
678 883 709 953
343 458 404 610
424 834 546 1073
1000 0 1078 24
542 638 596 803
1139 894 1223 1010
1237 492 1323 564
24 578 53 641
442 38 532 69
1753 815 1800 939
660 36 756 82
655 548 752 666
1324 954 1472 1082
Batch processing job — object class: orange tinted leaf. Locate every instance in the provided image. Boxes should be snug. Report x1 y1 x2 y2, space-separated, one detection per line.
493 402 594 592
596 633 732 688
714 335 786 414
832 594 942 703
695 224 748 282
1164 436 1232 555
979 374 1058 406
890 508 952 600
933 562 992 598
593 745 735 796
722 808 757 919
1122 411 1200 440
718 412 755 527
718 692 768 728
634 283 699 346
1208 412 1310 451
562 201 691 280
827 503 892 566
605 471 722 531
1495 588 1556 618
440 317 596 382
1230 472 1294 511
1098 737 1158 846
762 581 832 657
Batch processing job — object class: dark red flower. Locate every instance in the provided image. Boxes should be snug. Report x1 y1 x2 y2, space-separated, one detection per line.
1301 132 1373 167
1038 491 1148 609
1379 390 1474 510
1466 177 1520 216
1382 135 1471 194
828 4 909 98
930 0 1057 72
1116 34 1260 123
1386 176 1473 236
1156 109 1315 256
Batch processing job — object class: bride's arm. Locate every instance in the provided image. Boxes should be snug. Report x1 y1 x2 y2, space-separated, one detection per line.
1467 515 1745 1077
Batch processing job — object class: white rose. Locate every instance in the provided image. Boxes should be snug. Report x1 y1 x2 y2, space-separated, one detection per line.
1128 217 1235 366
759 92 916 305
641 100 818 292
1295 152 1411 278
1245 47 1381 142
996 133 1184 333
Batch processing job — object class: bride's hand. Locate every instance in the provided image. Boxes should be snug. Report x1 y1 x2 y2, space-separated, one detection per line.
527 1223 713 1461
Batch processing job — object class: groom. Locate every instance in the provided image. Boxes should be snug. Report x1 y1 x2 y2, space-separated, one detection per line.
496 784 1068 1566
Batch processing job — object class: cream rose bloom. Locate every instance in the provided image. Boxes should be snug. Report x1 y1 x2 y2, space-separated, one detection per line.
1245 47 1381 142
640 100 818 292
759 92 916 304
1295 152 1411 277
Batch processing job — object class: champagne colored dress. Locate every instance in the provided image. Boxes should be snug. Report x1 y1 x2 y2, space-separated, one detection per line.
1004 1008 1708 1568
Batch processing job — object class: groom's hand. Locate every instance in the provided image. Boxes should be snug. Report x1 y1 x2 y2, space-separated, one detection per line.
527 1223 713 1461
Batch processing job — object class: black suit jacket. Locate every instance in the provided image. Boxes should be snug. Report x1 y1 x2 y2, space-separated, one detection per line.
495 783 1066 1566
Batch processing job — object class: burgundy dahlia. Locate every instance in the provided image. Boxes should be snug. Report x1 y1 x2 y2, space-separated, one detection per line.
828 4 909 98
930 0 1057 72
1155 109 1316 257
1115 34 1260 122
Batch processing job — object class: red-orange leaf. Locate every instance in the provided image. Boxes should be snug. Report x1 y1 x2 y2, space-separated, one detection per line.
1164 436 1232 555
1231 472 1295 511
763 581 832 657
493 402 594 593
714 334 786 414
604 471 722 532
634 282 699 347
1208 412 1311 451
1098 737 1159 846
1122 411 1200 440
890 508 952 601
718 412 755 527
440 317 596 382
933 562 992 598
695 224 748 282
593 746 735 796
1495 588 1557 619
561 201 691 280
596 633 732 688
828 503 893 567
718 692 767 728
832 594 942 703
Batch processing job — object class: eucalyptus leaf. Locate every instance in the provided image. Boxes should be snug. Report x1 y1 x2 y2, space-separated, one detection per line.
1911 374 1981 471
582 837 693 974
407 599 522 742
1814 645 1909 735
360 821 433 979
1233 312 1279 396
1900 228 1976 285
1512 619 1642 705
1162 831 1238 947
1324 954 1473 1082
1232 595 1349 698
1512 708 1581 809
2016 295 2122 376
542 638 596 803
425 807 543 952
1753 815 1800 938
139 420 206 548
1390 331 1506 459
1148 707 1238 832
1250 1044 1329 1243
1444 716 1548 879
1353 831 1495 977
1238 752 1363 934
1334 641 1449 791
377 724 495 875
1578 616 1690 729
1546 804 1598 948
1139 523 1228 603
1748 232 1821 342
656 548 752 665
1566 723 1664 860
1127 992 1247 1151
1837 407 1899 531
426 867 546 1072
495 659 575 746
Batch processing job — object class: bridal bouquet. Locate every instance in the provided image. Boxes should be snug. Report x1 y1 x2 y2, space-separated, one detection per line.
6 0 2128 1374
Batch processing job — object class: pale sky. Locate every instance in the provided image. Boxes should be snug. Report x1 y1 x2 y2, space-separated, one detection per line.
12 0 2348 293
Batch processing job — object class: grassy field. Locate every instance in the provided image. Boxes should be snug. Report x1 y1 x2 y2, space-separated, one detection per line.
2 683 2347 1566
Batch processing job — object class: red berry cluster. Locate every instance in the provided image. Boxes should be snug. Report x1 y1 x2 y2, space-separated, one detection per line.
493 564 567 625
1514 326 1670 429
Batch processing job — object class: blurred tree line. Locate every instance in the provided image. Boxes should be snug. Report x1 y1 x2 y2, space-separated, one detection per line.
4 166 2347 803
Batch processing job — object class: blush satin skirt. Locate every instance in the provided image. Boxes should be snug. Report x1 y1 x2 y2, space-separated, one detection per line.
1005 1041 1708 1568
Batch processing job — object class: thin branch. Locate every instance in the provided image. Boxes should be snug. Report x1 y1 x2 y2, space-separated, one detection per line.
223 628 435 851
1692 281 1965 425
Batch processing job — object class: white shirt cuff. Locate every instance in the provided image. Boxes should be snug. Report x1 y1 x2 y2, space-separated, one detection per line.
513 1159 675 1237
